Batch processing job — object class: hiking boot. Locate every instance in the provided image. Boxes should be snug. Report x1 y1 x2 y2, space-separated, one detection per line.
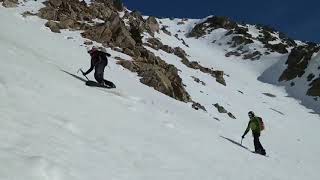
255 149 266 155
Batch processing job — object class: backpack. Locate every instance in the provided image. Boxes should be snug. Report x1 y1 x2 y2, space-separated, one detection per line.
257 117 265 131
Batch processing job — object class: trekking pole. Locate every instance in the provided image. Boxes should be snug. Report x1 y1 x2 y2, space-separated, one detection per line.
241 138 243 145
77 68 89 81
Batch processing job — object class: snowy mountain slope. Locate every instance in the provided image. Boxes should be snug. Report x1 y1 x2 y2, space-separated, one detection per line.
172 16 320 114
1 2 320 180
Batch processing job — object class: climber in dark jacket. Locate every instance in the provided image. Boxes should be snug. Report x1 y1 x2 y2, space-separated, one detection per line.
82 47 115 88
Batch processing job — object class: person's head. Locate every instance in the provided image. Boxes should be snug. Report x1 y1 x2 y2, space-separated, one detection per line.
248 111 255 118
87 46 98 55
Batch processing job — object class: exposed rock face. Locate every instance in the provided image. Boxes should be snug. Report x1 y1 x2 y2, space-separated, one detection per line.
191 76 206 86
81 14 136 49
113 0 123 11
231 36 254 47
214 103 227 113
307 78 320 97
265 43 288 54
37 0 118 31
188 16 237 38
2 0 18 8
192 102 207 111
161 26 172 36
243 51 262 60
307 73 316 82
145 38 226 86
145 16 160 36
279 44 320 81
117 46 191 102
146 38 163 50
21 11 37 17
213 103 236 119
45 20 61 33
36 1 192 103
188 16 296 61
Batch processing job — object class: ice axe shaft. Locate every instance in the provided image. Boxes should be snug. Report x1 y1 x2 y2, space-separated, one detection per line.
78 68 89 81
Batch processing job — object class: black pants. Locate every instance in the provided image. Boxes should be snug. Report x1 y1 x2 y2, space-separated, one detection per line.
253 133 266 154
94 73 115 87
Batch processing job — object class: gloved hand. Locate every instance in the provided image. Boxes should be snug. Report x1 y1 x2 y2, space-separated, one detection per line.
241 135 245 139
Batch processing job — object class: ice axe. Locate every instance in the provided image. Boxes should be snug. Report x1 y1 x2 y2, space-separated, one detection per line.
77 68 89 81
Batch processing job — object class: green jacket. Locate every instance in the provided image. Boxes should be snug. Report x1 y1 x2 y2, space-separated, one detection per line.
243 116 261 136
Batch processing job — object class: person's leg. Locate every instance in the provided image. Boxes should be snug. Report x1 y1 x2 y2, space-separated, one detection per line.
253 133 266 155
94 73 104 84
253 133 260 152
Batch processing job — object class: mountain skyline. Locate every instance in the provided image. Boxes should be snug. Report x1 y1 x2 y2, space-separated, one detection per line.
123 0 320 43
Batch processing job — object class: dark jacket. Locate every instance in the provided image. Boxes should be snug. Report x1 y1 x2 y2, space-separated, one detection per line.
84 50 111 76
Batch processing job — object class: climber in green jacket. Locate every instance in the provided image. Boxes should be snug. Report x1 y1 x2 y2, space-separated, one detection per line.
242 111 266 155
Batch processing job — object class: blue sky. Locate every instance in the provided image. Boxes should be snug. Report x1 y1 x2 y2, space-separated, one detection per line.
123 0 320 43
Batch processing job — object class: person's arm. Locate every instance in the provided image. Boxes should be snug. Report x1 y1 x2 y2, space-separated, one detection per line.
242 122 251 138
83 58 95 75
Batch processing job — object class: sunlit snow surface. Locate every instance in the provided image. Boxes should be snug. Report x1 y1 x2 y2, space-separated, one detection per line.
0 2 319 180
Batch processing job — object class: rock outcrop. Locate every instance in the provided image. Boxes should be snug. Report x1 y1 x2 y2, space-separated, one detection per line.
1 0 18 8
117 46 191 102
279 44 320 81
188 16 237 38
307 78 320 97
145 38 227 86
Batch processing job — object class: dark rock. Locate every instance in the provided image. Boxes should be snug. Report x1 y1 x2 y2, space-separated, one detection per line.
82 14 136 50
192 102 207 111
290 82 295 87
123 48 135 56
188 16 238 38
307 78 320 97
214 103 228 113
38 6 58 20
59 18 81 29
258 29 277 44
307 73 315 82
81 23 112 44
45 20 61 33
162 45 175 54
173 47 188 59
22 11 37 17
2 0 18 8
262 93 276 97
227 112 236 119
191 76 206 86
129 25 143 45
113 0 123 11
215 71 226 86
225 51 241 57
117 47 191 102
146 38 163 50
161 26 172 36
231 36 254 47
243 51 262 60
48 0 62 8
265 43 288 54
279 45 320 81
84 40 93 45
145 16 160 36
